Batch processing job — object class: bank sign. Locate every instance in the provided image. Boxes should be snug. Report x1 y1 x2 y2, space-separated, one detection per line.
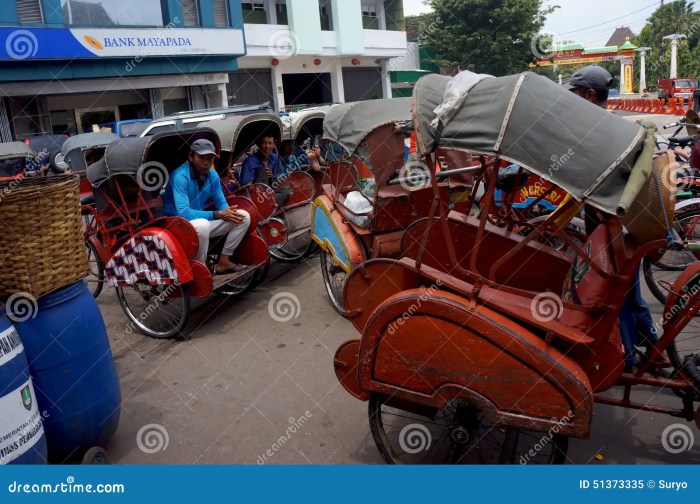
0 26 245 60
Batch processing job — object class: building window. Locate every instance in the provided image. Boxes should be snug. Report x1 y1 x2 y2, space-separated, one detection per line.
241 1 265 10
319 0 332 31
61 0 163 26
181 0 201 27
276 0 288 25
242 0 266 24
16 0 44 24
362 4 377 18
213 0 230 27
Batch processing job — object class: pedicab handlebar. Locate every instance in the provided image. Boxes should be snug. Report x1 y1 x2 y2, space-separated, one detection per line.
386 164 484 186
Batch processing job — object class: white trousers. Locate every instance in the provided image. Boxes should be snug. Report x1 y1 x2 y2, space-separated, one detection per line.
190 211 251 264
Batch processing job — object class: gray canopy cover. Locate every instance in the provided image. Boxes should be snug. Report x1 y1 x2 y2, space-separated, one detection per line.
323 98 412 155
413 72 647 214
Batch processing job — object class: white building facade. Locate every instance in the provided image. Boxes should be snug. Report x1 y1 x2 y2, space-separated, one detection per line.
231 0 408 111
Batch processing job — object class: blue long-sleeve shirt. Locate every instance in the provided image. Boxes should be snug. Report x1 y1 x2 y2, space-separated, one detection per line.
239 152 279 186
162 162 228 221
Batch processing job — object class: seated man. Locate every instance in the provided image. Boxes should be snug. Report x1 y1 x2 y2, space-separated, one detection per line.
162 139 251 274
239 134 290 207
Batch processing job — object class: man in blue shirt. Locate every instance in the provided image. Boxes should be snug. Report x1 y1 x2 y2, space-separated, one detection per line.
239 134 291 207
162 139 251 274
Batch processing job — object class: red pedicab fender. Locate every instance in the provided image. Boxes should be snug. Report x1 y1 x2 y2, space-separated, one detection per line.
275 171 316 209
343 288 594 438
224 194 260 234
104 227 195 287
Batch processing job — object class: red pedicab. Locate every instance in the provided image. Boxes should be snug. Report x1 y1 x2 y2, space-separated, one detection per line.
333 71 700 464
311 98 483 316
83 128 269 338
206 113 317 264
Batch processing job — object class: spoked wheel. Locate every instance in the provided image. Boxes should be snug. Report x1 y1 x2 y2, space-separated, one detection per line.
85 240 104 299
643 208 700 304
320 249 348 316
269 207 315 263
116 281 190 339
214 268 257 297
368 394 568 465
667 312 700 373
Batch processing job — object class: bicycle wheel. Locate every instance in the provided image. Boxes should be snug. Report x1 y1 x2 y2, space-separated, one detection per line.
116 281 190 339
320 249 347 316
85 240 104 299
643 208 700 304
368 394 568 465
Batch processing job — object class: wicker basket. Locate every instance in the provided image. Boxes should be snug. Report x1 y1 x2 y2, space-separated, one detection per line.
621 151 677 246
0 174 89 300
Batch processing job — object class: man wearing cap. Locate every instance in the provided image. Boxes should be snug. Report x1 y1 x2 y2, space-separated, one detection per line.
565 65 667 369
162 139 251 274
565 64 614 107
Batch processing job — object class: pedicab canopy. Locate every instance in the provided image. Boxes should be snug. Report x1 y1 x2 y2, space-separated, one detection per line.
86 128 220 188
0 142 34 178
282 109 327 143
412 72 652 215
61 132 119 171
204 113 283 162
323 98 412 156
0 141 33 159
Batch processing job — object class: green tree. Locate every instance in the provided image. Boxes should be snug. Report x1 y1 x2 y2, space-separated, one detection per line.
423 0 558 76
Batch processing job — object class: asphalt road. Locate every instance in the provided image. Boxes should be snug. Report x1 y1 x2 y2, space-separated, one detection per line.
96 112 699 465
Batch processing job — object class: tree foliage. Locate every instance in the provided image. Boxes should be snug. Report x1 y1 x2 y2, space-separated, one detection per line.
422 0 557 76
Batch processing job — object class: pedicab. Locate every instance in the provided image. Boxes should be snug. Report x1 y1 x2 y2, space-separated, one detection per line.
311 98 479 315
60 131 119 203
83 128 269 338
333 71 700 464
269 108 327 261
0 142 36 180
60 132 120 298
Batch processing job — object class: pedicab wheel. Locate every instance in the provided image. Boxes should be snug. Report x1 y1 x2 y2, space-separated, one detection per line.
85 239 104 299
269 233 316 263
643 208 700 304
368 393 568 465
81 446 107 464
214 268 257 297
116 281 190 339
248 260 270 291
320 249 347 316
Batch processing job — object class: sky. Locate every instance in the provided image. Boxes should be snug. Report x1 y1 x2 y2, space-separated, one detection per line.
402 0 659 47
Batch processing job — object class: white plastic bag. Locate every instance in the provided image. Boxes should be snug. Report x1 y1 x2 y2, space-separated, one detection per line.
344 191 372 228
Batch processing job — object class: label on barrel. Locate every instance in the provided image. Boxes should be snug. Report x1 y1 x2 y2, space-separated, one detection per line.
0 379 44 464
0 327 23 368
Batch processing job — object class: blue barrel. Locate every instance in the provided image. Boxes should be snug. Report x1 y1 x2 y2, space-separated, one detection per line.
0 314 47 464
14 280 121 462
